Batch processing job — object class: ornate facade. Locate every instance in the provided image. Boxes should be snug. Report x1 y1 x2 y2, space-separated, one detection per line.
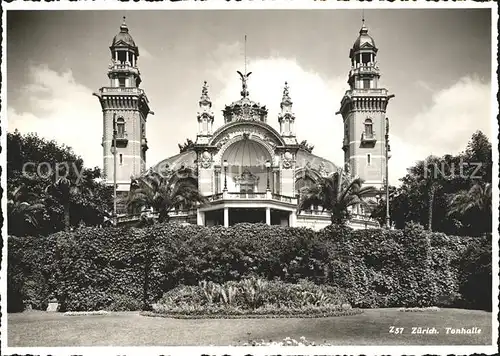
99 20 390 230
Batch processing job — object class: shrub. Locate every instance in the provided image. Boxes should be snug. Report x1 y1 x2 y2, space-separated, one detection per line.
156 278 349 313
7 222 491 311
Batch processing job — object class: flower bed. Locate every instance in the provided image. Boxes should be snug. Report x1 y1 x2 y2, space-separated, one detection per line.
143 307 362 319
146 278 361 319
398 306 440 312
241 336 332 346
63 310 109 316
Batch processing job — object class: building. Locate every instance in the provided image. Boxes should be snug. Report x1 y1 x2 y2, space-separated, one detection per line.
96 19 393 230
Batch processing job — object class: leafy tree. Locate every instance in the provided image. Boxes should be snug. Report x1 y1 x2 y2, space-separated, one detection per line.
448 183 492 235
297 171 378 225
7 186 45 236
7 130 113 235
127 168 207 223
381 131 492 236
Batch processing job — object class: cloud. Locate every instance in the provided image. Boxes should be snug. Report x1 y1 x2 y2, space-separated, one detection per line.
139 46 153 59
389 76 491 185
8 61 491 189
205 41 347 169
7 64 102 168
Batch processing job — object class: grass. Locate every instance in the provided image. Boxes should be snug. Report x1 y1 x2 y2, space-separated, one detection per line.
8 308 492 346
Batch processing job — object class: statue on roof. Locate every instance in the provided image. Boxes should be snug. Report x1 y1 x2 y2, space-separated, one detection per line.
237 70 252 98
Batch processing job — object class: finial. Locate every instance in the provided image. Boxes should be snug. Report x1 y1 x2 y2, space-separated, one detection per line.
360 10 368 34
120 16 128 32
282 81 291 101
201 80 209 99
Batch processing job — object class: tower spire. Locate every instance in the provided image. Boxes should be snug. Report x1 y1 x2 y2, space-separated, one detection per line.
244 35 247 76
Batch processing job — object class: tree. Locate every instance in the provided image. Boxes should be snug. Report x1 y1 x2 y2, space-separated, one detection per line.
7 130 113 235
7 186 45 236
127 168 207 223
45 169 94 232
297 171 378 225
448 183 492 234
381 131 492 236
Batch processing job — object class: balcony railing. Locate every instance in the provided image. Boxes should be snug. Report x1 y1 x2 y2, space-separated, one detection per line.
108 64 140 75
298 209 331 217
115 209 196 224
101 87 144 95
361 131 376 144
207 192 297 204
114 132 128 144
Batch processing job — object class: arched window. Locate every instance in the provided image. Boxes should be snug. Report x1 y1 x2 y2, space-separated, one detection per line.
116 117 125 136
364 118 373 137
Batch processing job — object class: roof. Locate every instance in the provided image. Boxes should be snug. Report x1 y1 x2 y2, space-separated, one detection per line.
111 21 137 49
295 149 339 178
352 23 376 51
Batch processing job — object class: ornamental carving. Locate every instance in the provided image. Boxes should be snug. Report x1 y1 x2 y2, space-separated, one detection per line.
282 150 294 169
216 135 230 149
233 169 259 185
319 161 327 176
200 150 212 169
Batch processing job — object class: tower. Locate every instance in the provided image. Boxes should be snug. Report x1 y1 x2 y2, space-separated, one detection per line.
196 81 214 144
94 18 152 205
337 20 394 192
278 82 297 145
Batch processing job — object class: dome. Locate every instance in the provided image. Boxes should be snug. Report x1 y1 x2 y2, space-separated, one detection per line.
111 21 137 48
151 150 197 174
352 23 376 51
295 149 339 177
223 96 268 123
222 140 271 167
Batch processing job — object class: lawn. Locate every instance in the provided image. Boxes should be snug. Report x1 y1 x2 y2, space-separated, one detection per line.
8 308 492 346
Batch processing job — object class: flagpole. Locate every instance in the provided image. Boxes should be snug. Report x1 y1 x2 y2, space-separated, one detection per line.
113 113 117 226
385 117 390 229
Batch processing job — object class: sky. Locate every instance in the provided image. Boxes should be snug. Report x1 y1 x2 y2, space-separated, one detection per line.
6 9 493 185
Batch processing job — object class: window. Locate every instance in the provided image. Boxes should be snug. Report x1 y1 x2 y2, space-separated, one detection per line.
364 119 373 137
118 78 126 87
116 117 125 136
363 79 371 89
362 53 371 64
119 154 123 165
367 154 371 166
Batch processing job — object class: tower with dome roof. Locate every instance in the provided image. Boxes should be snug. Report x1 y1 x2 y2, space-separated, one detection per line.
337 20 394 195
94 18 152 210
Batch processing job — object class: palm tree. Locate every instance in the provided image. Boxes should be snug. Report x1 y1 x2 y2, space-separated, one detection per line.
7 186 45 236
127 168 207 223
297 171 378 225
448 182 492 217
45 173 93 231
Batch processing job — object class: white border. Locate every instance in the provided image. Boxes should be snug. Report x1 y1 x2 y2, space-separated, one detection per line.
1 1 498 356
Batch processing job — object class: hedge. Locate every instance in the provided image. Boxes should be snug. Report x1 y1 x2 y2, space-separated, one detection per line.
7 222 492 312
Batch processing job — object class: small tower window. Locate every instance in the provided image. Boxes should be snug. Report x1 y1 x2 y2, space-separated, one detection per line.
119 154 123 165
116 117 125 136
363 79 371 89
364 118 373 137
367 154 371 166
118 78 126 87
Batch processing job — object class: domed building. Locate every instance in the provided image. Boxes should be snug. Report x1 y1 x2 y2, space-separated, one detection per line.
95 18 393 230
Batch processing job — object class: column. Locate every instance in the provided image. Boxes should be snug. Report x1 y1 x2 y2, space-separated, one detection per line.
126 51 129 64
197 210 204 226
289 211 297 227
224 207 229 227
265 207 271 225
